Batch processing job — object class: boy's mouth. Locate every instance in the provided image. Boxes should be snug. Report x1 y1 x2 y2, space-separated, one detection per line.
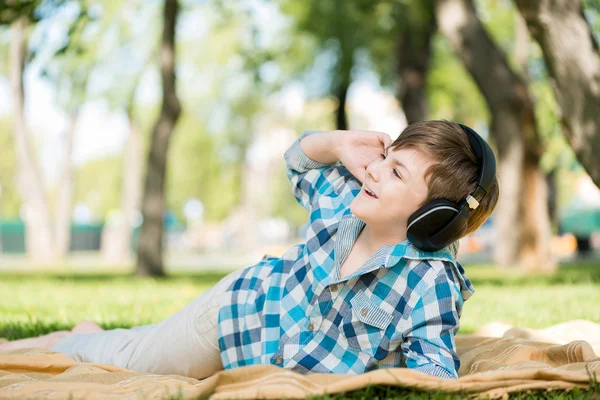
363 187 378 199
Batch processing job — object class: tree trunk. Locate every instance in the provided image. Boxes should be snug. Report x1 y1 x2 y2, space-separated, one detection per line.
335 79 349 130
9 17 55 262
135 0 181 277
435 0 554 271
546 168 558 230
514 0 600 188
54 110 77 260
115 113 143 261
333 0 352 131
108 68 145 264
395 11 436 123
234 136 259 253
333 55 350 130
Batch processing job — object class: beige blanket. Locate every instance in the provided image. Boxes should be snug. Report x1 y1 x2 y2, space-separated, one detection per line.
1 320 599 399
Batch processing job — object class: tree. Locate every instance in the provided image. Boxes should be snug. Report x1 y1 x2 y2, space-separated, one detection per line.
42 4 97 259
395 1 436 123
135 0 181 277
435 0 553 270
514 0 600 188
280 1 381 130
86 0 160 263
4 0 96 261
115 71 145 262
9 16 55 261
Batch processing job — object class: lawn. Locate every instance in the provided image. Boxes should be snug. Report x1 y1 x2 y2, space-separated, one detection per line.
1 262 599 399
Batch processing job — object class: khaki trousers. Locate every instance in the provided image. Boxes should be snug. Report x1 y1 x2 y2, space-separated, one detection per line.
51 268 246 379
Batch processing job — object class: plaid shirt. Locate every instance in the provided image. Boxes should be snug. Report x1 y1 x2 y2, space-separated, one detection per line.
218 130 475 379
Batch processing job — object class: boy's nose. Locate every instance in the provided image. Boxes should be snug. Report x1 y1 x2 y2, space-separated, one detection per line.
366 163 380 182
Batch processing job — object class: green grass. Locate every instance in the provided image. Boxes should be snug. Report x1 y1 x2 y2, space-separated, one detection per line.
1 262 599 399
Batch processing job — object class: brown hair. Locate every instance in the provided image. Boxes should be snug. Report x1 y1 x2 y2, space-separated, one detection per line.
391 120 500 236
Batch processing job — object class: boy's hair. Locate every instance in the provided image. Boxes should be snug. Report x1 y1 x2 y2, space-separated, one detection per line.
391 120 500 236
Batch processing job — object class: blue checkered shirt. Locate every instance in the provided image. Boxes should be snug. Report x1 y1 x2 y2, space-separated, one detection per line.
218 130 475 379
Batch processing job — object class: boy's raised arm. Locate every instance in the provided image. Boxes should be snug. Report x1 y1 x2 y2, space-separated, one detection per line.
284 130 346 212
297 130 341 164
399 266 462 379
284 128 387 213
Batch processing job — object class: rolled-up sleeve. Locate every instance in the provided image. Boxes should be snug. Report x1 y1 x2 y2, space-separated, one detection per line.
284 130 344 213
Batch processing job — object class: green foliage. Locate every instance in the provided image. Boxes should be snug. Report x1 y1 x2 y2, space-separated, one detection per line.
426 35 489 125
167 114 240 222
279 0 383 101
0 117 20 218
0 0 40 24
475 0 516 65
74 154 122 219
270 100 339 229
37 1 99 112
367 1 436 89
583 0 600 43
84 0 159 111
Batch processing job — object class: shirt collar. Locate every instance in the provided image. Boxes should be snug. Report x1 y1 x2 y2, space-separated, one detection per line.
343 211 458 269
384 240 457 269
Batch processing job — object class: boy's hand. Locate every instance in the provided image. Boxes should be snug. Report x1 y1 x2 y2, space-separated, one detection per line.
333 129 393 183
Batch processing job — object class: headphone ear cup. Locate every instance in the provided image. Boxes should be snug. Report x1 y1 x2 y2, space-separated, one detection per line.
429 204 470 250
407 199 460 252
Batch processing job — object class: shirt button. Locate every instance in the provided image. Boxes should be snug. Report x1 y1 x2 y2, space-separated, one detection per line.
360 308 368 317
275 356 283 365
330 285 338 292
307 323 314 331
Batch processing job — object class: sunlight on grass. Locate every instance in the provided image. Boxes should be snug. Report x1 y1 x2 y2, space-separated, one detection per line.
0 270 232 339
1 263 599 339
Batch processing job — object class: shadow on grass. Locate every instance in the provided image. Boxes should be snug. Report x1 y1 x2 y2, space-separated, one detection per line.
0 320 155 341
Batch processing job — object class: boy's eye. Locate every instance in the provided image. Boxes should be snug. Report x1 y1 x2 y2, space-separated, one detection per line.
380 154 402 179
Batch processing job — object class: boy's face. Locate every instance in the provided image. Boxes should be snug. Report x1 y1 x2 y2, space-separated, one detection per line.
350 146 431 233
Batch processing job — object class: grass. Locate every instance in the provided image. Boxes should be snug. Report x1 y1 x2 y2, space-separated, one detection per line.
1 262 599 399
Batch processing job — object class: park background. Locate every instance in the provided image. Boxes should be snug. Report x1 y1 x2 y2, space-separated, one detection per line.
1 0 600 382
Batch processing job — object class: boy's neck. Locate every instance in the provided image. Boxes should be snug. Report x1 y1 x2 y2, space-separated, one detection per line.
358 223 407 254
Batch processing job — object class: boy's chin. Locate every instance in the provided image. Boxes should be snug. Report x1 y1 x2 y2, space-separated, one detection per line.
349 203 370 221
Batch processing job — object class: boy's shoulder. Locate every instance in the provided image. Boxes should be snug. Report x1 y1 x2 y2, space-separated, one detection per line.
401 255 474 303
403 257 452 289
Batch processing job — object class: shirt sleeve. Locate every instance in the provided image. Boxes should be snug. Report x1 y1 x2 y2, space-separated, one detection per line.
400 266 461 379
284 130 357 213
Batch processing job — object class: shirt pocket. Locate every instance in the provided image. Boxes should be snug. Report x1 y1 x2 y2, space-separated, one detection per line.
343 291 394 356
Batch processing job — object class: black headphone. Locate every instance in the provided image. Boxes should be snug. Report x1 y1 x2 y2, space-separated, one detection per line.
406 123 496 252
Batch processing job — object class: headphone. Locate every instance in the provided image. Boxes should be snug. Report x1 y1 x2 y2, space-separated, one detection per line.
406 123 497 252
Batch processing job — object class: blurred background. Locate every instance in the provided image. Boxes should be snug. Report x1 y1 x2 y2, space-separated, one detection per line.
1 0 600 277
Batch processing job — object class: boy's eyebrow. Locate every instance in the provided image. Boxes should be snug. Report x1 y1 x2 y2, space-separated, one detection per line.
385 146 411 178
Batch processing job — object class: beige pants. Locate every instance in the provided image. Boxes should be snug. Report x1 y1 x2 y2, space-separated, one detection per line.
51 268 246 379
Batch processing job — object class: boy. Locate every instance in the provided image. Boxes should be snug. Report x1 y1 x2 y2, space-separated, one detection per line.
1 120 499 380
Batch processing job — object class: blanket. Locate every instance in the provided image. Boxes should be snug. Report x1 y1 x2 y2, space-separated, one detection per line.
1 320 599 399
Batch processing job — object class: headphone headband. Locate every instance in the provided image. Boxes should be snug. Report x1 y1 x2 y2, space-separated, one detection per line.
458 124 496 205
406 122 497 252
